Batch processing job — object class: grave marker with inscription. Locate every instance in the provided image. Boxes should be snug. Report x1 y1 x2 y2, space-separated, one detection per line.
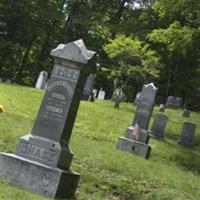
0 39 96 199
117 83 158 159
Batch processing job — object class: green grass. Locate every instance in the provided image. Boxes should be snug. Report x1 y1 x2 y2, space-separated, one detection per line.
1 83 200 200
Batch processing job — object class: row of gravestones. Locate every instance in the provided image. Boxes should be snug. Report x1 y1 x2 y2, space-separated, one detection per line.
135 92 183 109
0 40 197 199
117 82 197 158
149 114 196 147
35 70 106 101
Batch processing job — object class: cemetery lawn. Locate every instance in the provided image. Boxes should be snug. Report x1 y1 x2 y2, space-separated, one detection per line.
1 83 200 200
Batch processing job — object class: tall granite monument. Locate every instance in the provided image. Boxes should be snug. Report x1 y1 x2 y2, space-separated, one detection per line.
117 83 158 158
0 39 96 199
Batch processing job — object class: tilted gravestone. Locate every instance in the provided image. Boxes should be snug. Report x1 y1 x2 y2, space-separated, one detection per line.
149 114 168 139
117 83 158 159
182 109 191 118
0 39 96 199
178 122 196 147
35 71 48 89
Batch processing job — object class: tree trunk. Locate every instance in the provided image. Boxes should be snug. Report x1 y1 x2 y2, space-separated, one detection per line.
111 0 127 38
16 39 35 82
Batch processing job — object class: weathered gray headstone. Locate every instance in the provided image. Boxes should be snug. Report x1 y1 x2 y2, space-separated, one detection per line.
35 71 48 89
132 83 158 129
182 110 191 118
117 83 158 159
149 114 168 139
166 96 176 108
82 73 96 100
178 122 196 147
0 39 96 199
166 96 183 108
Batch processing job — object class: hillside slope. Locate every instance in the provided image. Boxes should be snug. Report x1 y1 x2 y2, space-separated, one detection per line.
0 83 200 200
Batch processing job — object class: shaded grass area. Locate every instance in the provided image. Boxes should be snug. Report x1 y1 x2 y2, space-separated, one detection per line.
0 83 200 199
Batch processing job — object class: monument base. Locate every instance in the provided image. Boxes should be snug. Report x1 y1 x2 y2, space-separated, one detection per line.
0 152 80 199
148 131 164 140
116 137 151 159
177 140 194 147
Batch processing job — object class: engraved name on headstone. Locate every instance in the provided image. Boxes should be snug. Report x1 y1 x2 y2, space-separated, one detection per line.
0 39 96 199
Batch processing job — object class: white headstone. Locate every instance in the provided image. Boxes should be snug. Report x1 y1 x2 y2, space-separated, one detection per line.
93 89 97 98
98 88 105 100
35 71 48 89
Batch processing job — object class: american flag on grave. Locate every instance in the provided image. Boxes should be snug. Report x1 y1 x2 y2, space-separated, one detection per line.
131 121 141 140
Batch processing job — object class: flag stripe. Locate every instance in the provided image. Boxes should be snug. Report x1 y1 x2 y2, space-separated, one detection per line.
131 121 141 140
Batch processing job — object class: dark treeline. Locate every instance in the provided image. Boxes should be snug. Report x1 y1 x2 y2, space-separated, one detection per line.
0 0 200 109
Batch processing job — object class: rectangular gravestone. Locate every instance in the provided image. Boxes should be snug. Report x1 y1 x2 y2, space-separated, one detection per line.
0 39 96 199
149 114 168 139
117 83 158 159
178 122 196 147
166 96 183 109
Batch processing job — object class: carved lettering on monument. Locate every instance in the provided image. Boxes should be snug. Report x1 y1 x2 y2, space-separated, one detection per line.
52 65 79 82
19 143 57 162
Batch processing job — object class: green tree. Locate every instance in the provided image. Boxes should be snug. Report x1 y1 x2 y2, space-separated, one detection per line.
104 34 160 100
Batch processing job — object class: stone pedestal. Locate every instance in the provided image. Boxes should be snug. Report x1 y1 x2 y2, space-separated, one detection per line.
117 137 151 159
0 153 79 199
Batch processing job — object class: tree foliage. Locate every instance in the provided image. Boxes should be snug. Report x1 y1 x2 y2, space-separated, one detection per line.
0 0 200 109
